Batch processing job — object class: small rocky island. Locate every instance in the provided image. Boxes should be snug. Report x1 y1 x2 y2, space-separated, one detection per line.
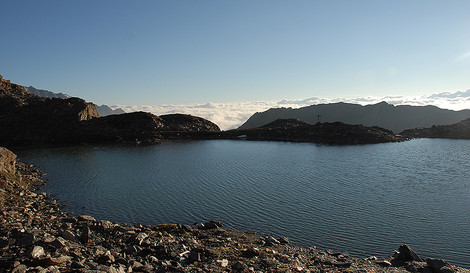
1 147 467 272
219 118 405 144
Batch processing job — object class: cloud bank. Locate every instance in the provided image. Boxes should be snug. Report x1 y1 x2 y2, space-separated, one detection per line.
114 89 470 130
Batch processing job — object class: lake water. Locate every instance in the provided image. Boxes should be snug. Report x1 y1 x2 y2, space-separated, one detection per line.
17 139 470 267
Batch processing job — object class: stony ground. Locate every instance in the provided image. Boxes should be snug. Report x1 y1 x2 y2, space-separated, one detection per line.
1 163 468 273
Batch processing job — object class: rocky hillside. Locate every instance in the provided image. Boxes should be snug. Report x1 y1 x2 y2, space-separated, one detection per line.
239 101 470 133
400 118 470 139
1 75 100 146
0 75 219 146
1 147 466 273
222 118 406 145
25 85 126 117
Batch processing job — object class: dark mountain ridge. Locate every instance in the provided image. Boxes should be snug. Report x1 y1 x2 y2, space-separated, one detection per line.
239 101 470 133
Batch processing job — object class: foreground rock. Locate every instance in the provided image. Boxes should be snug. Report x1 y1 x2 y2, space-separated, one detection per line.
219 119 407 145
2 147 467 272
400 118 470 139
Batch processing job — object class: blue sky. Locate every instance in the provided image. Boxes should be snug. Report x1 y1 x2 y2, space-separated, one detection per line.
1 0 470 106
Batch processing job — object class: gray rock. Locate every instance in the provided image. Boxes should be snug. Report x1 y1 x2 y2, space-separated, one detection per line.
278 236 289 244
204 220 222 229
30 245 45 259
80 226 91 244
99 220 114 230
61 230 78 242
134 232 148 245
217 259 229 267
79 215 96 222
49 237 67 249
264 236 281 246
426 258 455 273
0 147 17 174
130 260 144 269
377 260 392 267
98 251 115 264
11 264 27 273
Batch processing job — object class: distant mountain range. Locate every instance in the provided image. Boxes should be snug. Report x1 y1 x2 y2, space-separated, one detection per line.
25 86 125 117
95 105 126 116
239 101 470 133
25 86 71 99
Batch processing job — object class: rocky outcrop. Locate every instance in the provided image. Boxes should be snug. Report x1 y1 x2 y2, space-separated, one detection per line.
239 101 470 133
1 147 467 272
400 118 470 139
159 114 221 132
79 112 221 144
25 85 126 117
0 147 16 174
0 76 100 146
80 112 165 144
0 76 220 146
220 119 406 144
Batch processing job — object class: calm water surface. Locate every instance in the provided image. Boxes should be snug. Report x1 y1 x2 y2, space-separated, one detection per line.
17 139 470 267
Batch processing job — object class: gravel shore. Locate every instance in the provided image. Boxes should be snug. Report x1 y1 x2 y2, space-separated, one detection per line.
1 147 468 273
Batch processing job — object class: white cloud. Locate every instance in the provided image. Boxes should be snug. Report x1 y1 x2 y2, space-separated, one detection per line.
113 89 470 130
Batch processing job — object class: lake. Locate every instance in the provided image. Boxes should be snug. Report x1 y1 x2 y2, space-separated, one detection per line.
16 139 470 267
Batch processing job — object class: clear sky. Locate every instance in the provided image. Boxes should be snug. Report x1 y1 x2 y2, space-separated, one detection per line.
1 0 470 106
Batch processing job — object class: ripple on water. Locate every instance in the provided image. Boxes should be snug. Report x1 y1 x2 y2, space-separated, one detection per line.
17 139 470 268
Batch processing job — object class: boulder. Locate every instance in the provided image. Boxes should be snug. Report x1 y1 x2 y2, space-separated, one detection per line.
395 245 424 262
0 147 16 174
30 246 45 259
426 259 455 273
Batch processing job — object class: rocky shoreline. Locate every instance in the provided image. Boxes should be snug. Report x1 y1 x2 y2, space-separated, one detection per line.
1 147 468 273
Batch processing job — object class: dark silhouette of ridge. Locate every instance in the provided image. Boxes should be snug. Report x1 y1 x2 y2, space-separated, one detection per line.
238 101 470 133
